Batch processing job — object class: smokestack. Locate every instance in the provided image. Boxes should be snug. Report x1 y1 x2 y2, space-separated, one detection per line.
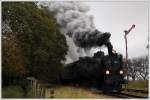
105 42 113 56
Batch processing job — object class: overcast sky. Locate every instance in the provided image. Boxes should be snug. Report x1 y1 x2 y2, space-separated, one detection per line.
84 1 149 58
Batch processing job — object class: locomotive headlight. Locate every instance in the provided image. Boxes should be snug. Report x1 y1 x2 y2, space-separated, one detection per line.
106 70 110 75
120 70 123 74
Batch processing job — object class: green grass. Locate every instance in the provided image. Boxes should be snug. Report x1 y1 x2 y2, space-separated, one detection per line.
26 88 35 98
127 80 148 90
2 85 35 98
2 85 23 98
121 80 148 97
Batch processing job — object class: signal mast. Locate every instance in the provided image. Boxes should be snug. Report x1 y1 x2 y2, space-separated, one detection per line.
124 24 135 83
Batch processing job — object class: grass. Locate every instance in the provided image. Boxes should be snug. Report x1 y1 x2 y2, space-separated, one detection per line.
122 80 148 97
2 85 35 98
26 88 35 98
2 85 23 98
127 80 148 90
44 80 148 98
50 85 115 98
3 80 148 98
122 91 148 97
2 85 114 98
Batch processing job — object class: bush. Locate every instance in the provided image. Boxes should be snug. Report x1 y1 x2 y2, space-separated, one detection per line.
2 86 23 98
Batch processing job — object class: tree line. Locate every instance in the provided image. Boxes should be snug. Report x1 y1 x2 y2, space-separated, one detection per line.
127 56 148 80
2 2 68 87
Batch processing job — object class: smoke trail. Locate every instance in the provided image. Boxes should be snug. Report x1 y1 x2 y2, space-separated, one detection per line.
38 1 112 63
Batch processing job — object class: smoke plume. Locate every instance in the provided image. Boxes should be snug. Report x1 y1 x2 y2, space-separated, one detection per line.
38 2 112 63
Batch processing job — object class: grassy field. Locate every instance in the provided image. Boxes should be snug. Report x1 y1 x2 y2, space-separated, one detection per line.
127 80 148 90
2 85 23 98
52 85 114 98
2 80 148 98
2 85 34 98
121 80 148 97
2 85 114 98
48 80 148 98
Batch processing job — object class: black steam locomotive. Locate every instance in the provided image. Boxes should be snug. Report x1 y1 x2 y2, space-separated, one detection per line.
60 42 126 92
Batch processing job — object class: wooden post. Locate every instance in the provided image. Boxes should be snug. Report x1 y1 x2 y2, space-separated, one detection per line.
40 87 45 98
34 80 37 97
40 87 43 98
37 83 41 97
50 88 54 98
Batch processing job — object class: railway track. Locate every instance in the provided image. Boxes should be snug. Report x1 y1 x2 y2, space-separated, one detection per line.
76 86 148 98
107 92 148 98
124 88 148 94
91 88 148 98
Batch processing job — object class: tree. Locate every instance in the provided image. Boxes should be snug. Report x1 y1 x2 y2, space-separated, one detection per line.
2 31 26 86
137 56 148 80
128 59 138 80
128 56 148 80
2 2 68 83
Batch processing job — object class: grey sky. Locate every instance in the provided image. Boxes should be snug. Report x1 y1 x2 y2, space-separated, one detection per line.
84 1 149 58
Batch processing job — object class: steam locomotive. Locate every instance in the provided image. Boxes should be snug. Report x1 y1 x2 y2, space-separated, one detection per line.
60 42 126 92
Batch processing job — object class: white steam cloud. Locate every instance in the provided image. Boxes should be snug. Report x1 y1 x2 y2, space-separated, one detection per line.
37 2 106 63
